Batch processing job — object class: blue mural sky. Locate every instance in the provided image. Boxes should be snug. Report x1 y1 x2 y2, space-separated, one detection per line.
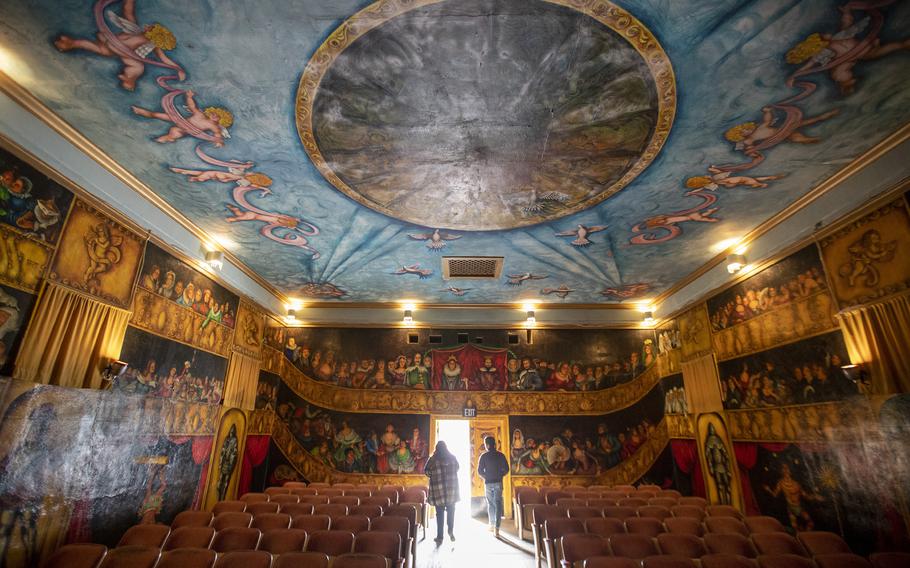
1 0 908 303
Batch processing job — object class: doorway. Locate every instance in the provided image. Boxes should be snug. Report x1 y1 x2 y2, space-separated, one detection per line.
434 419 473 519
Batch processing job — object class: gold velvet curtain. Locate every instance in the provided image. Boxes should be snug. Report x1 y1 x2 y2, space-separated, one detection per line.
836 291 910 394
222 351 260 410
681 352 724 413
13 282 131 389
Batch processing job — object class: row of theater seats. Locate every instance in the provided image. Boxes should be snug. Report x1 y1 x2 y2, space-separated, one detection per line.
43 547 393 568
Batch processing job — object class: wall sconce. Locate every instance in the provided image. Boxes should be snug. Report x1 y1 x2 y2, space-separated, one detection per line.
726 253 746 274
286 307 297 323
204 250 224 270
102 359 129 382
403 309 414 325
526 310 536 325
642 311 655 326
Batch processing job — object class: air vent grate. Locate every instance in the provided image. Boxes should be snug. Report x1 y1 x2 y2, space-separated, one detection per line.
442 256 503 280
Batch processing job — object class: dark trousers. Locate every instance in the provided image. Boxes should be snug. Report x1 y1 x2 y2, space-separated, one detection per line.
434 502 455 539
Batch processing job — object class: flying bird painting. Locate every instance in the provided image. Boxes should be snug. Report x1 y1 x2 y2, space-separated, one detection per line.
555 224 608 246
392 264 433 279
541 285 575 298
442 286 472 296
506 272 548 286
407 228 462 250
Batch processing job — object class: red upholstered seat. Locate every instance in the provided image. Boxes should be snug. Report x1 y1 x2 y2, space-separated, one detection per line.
756 554 815 568
743 516 786 534
705 533 758 557
608 533 660 559
642 556 698 568
582 557 639 568
252 512 292 531
210 527 261 552
870 552 910 568
273 551 330 568
318 489 345 498
42 544 108 568
656 533 707 558
351 505 385 519
285 482 309 489
374 489 400 506
156 548 216 568
815 554 873 568
656 490 682 500
649 498 679 509
677 497 707 508
281 503 316 517
705 517 749 537
670 506 706 521
211 512 253 531
211 550 271 568
663 517 704 536
603 491 629 502
306 529 356 556
603 506 636 519
246 502 280 516
584 517 625 538
292 514 332 532
331 553 389 568
547 492 573 505
346 489 374 499
117 524 170 547
402 487 427 504
797 531 852 556
172 511 214 528
330 496 362 508
586 499 618 509
258 528 309 554
301 495 331 505
213 501 247 514
333 483 356 489
314 503 349 517
706 505 743 519
559 533 610 568
638 506 672 521
544 518 587 568
163 527 215 550
618 498 648 508
240 493 269 504
613 485 636 494
751 533 809 557
588 486 612 492
369 516 413 568
308 483 331 489
98 546 160 568
361 497 392 511
624 517 665 537
355 531 403 568
557 498 588 509
271 494 301 506
266 487 292 496
700 553 760 568
332 514 371 534
291 488 320 497
568 507 603 519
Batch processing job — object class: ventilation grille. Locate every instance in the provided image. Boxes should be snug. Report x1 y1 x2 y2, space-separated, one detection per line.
442 256 504 280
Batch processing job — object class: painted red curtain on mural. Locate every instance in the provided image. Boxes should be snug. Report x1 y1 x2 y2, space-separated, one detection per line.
429 344 509 390
238 435 270 496
670 440 706 498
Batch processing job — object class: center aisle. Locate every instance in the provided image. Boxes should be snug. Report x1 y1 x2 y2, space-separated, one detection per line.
418 513 535 568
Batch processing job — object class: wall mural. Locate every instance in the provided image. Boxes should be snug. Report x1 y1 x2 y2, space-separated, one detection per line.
115 325 228 404
819 197 910 308
0 285 36 376
696 413 742 508
256 370 280 412
661 373 687 415
131 242 238 356
0 146 74 246
718 331 855 410
708 244 838 361
274 327 656 391
48 199 145 308
276 380 430 475
507 381 664 476
0 0 906 302
0 380 212 568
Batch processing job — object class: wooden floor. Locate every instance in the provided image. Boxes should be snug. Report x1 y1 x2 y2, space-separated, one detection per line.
418 510 535 568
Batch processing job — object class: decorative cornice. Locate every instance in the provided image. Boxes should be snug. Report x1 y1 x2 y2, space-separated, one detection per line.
724 399 885 443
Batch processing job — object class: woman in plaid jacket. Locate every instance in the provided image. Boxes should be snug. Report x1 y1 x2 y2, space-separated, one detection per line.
425 440 460 544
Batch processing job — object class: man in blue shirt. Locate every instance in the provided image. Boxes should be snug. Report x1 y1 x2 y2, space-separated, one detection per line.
477 436 510 537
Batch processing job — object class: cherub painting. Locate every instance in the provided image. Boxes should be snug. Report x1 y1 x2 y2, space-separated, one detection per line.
837 229 897 287
170 159 273 192
685 166 785 191
131 90 232 147
723 106 840 160
54 0 185 91
83 223 123 284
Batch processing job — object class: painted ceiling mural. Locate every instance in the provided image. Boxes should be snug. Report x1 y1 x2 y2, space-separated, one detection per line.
1 0 909 303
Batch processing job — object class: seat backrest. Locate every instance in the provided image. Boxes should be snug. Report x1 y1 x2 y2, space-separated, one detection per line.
318 488 345 498
210 527 261 552
306 529 356 556
302 495 331 505
546 491 572 505
700 553 760 568
351 505 385 519
308 483 332 488
213 501 247 514
756 554 815 568
705 533 759 558
315 503 349 517
797 532 851 556
354 530 402 562
333 484 356 489
556 498 587 508
117 524 171 547
374 489 400 505
814 553 873 568
584 517 626 537
618 497 648 508
346 489 374 499
560 533 610 566
212 512 253 531
281 503 316 517
568 506 603 519
575 492 602 502
638 506 672 520
258 528 309 554
613 485 636 494
240 493 270 504
42 544 108 568
402 487 427 503
98 546 160 568
369 515 411 548
656 533 708 558
291 488 320 497
664 517 704 536
285 482 309 488
543 518 586 541
677 497 707 508
751 533 809 557
587 499 618 509
266 487 292 496
603 506 636 519
172 510 214 528
656 490 682 500
670 505 706 521
385 504 418 531
609 533 660 559
706 517 749 537
156 548 217 568
624 517 665 537
292 514 332 532
649 498 678 509
211 550 271 568
642 556 698 568
246 502 281 516
273 551 330 568
361 497 392 511
637 485 662 493
583 556 639 568
331 553 389 568
533 505 568 527
252 512 292 531
163 526 216 550
743 516 785 534
332 514 371 535
706 505 743 519
602 491 629 501
271 494 302 506
330 496 361 507
635 492 657 500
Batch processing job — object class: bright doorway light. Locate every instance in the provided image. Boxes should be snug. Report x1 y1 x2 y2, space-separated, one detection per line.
434 419 472 521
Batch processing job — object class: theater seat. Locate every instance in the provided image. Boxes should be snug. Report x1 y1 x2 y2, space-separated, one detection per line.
603 506 637 520
273 551 330 568
292 514 332 532
240 493 269 504
704 533 758 558
351 505 385 519
705 517 749 537
252 512 292 531
797 532 852 556
331 553 389 568
306 529 356 556
271 494 302 507
213 501 247 514
743 517 786 534
706 506 743 519
638 506 672 521
172 511 214 528
281 503 316 517
815 554 873 568
584 517 625 538
332 514 372 534
156 548 217 568
258 528 309 554
751 533 808 557
583 557 639 568
608 533 660 559
314 504 349 517
117 524 171 547
246 502 280 516
98 546 160 568
212 512 253 530
568 507 603 520
559 533 610 568
700 553 760 568
163 527 215 550
642 556 698 568
354 531 403 568
677 497 707 508
210 527 261 552
212 550 271 568
670 506 706 521
624 517 664 537
663 517 704 536
757 554 815 568
42 543 108 568
656 534 707 558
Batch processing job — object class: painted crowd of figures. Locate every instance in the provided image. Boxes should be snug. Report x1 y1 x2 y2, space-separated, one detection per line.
140 263 236 329
710 268 828 331
276 400 428 474
0 161 68 244
282 338 657 391
112 358 224 404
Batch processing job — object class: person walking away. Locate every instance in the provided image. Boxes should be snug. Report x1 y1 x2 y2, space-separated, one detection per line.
425 440 459 544
477 435 510 537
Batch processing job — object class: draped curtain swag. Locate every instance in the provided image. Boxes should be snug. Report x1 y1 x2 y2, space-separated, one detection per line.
680 353 724 413
836 291 910 394
13 282 131 389
222 351 260 410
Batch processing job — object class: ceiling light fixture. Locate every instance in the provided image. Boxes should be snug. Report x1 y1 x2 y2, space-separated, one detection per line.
403 309 414 325
642 311 655 326
204 249 224 270
726 253 747 274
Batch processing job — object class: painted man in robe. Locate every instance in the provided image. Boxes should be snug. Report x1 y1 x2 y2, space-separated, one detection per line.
405 353 430 389
441 355 462 390
515 357 542 390
477 356 499 390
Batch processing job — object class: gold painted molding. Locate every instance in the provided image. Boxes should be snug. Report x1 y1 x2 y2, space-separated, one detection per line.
266 345 665 415
724 399 887 443
248 408 275 435
666 413 695 439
